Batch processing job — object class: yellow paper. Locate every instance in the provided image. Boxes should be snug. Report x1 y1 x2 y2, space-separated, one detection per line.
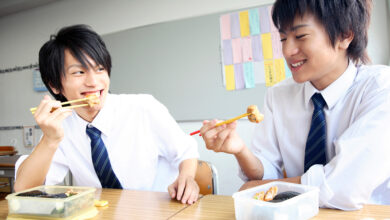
261 33 273 60
225 65 235 90
274 58 286 83
264 60 276 87
239 11 250 37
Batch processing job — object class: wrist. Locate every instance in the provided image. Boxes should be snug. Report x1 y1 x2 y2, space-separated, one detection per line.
40 135 61 151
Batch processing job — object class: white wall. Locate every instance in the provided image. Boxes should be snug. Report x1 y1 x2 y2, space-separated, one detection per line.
0 0 389 195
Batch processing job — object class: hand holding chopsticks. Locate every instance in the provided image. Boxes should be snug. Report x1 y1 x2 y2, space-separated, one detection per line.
190 105 264 136
30 95 99 115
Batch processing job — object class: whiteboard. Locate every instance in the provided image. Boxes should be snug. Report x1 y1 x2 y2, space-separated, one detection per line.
103 12 267 121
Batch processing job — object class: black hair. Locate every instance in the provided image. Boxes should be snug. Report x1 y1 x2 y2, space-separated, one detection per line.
39 24 112 102
272 0 372 64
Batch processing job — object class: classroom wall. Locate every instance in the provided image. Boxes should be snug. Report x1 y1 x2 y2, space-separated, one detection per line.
0 0 389 195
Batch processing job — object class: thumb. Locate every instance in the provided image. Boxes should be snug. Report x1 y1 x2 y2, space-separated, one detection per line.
167 183 176 199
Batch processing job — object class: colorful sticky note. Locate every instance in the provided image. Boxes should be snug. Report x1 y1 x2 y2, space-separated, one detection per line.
249 9 260 35
243 62 255 88
261 33 273 60
253 61 266 84
284 59 292 78
251 35 263 61
234 64 245 90
222 39 233 65
242 37 253 62
264 60 276 87
239 11 250 37
225 65 235 90
220 14 231 40
268 6 278 32
259 7 271 33
271 32 283 59
275 58 286 83
231 13 241 38
231 38 243 64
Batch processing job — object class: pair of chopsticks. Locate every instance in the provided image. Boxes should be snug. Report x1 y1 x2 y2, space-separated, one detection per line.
30 96 96 115
189 112 251 136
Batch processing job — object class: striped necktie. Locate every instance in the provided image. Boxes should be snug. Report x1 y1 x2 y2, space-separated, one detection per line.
86 125 123 189
304 93 327 172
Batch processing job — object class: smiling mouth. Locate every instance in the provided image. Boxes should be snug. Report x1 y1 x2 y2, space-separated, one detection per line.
82 90 102 98
291 60 306 68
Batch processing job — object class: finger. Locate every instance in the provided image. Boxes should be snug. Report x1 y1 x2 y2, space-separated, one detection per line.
213 125 236 152
202 120 210 125
34 100 61 123
199 119 217 135
176 178 186 201
203 124 228 151
167 184 176 199
181 184 192 204
189 190 198 204
52 108 73 123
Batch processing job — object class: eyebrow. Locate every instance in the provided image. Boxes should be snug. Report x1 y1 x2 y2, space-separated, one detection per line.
66 64 83 72
66 63 100 72
279 24 309 34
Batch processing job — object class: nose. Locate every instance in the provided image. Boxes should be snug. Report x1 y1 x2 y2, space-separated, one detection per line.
282 38 299 58
85 70 98 86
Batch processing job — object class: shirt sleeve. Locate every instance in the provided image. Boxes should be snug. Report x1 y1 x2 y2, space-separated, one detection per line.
146 95 199 168
301 76 390 210
14 143 69 186
44 146 69 185
239 88 284 181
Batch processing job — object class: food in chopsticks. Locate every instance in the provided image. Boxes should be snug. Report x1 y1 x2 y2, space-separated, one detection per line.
189 105 264 136
30 95 99 114
85 93 100 107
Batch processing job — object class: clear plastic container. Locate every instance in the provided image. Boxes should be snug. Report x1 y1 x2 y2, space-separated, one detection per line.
6 185 96 219
232 181 319 220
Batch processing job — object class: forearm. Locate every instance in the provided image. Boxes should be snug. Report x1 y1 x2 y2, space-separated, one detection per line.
178 158 197 178
14 136 59 192
235 146 264 180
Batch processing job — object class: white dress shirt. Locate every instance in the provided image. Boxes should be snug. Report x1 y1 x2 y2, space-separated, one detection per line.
16 94 199 192
242 62 390 210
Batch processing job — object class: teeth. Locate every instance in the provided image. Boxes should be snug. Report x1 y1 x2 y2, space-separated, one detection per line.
291 61 304 67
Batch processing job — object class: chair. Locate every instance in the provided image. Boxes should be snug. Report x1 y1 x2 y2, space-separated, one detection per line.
195 160 219 195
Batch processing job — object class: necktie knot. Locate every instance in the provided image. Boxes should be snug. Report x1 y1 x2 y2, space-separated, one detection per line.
86 126 101 140
311 93 326 110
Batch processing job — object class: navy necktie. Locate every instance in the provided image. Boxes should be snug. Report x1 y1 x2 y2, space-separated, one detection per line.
86 125 123 189
304 93 327 172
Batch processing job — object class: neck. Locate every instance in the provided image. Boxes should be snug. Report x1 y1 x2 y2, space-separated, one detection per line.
312 58 349 91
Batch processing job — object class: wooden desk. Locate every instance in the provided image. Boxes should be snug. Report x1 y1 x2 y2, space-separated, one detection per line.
171 194 390 219
0 189 389 219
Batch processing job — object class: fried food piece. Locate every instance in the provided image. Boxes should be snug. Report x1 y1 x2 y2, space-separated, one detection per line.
85 94 100 107
253 191 265 201
264 186 278 201
94 200 109 207
247 105 264 123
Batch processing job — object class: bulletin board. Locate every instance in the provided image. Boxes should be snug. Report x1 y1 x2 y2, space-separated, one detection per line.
103 5 289 121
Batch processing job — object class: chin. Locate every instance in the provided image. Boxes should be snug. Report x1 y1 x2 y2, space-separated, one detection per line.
292 75 308 84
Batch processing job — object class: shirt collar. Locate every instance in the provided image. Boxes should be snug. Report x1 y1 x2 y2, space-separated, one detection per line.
304 60 357 110
74 93 113 137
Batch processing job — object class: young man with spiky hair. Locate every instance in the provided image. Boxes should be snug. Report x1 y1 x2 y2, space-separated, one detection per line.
201 0 390 210
15 25 200 205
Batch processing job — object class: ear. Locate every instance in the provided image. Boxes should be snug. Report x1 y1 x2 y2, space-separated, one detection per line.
338 31 354 50
49 85 60 95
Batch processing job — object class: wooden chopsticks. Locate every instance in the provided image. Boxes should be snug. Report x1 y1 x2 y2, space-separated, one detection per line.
30 96 97 115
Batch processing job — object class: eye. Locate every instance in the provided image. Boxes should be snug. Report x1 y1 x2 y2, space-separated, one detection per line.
72 70 84 75
280 38 286 42
97 67 105 72
296 34 308 39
